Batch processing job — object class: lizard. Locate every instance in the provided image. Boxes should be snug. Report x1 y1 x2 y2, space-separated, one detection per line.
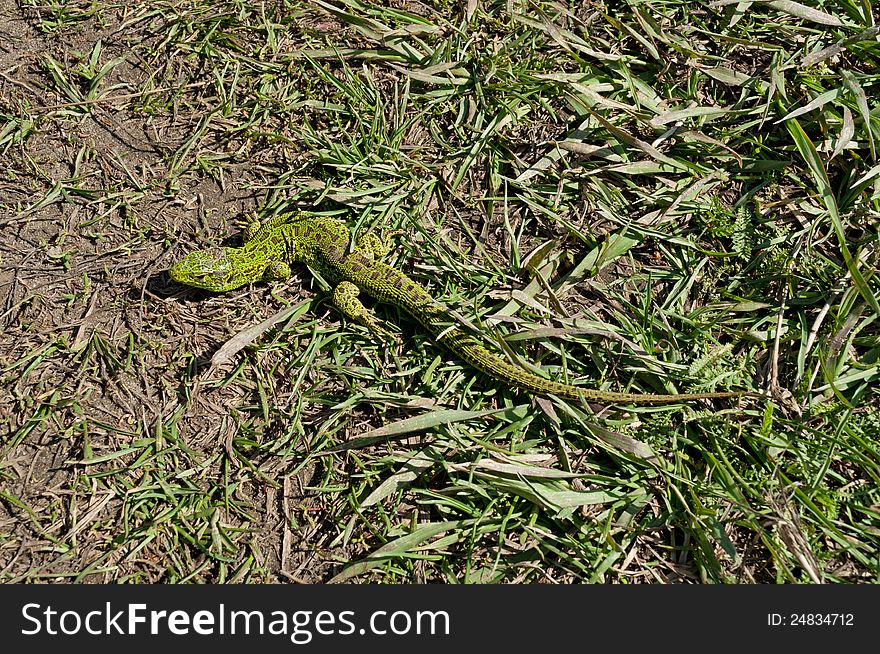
170 212 761 405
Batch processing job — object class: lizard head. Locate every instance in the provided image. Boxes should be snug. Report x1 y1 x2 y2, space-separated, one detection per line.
170 247 259 292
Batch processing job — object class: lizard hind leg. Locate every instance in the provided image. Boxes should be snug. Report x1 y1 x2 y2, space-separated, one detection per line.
332 281 396 341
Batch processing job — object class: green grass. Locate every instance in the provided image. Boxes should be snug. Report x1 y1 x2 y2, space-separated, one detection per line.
0 0 878 583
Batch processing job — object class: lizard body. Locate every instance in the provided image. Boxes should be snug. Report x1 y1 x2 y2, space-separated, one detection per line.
170 213 758 405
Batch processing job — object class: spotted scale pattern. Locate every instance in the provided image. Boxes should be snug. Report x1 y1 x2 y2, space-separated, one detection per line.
170 213 756 404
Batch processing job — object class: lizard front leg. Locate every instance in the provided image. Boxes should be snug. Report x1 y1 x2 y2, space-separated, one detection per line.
332 280 396 341
354 228 404 259
264 259 292 281
236 212 263 242
239 211 303 242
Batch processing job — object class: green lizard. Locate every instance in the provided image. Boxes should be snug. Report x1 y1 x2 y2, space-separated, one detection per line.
170 213 760 405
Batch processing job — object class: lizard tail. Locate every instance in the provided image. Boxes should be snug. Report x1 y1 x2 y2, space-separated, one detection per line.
440 335 754 405
389 276 758 405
